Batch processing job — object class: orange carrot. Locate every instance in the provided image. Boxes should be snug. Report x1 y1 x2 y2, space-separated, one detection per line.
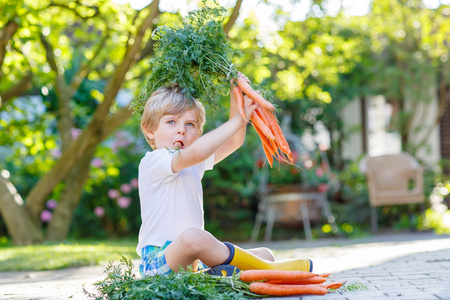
233 74 296 167
256 105 294 164
255 107 281 154
264 109 294 163
320 281 345 290
319 273 332 278
251 113 276 144
249 282 328 296
255 106 270 126
237 77 275 111
240 270 317 282
262 142 274 168
252 124 275 167
231 85 246 120
266 275 327 285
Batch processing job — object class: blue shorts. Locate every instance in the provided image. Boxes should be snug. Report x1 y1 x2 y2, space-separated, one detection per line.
139 241 208 278
139 241 172 277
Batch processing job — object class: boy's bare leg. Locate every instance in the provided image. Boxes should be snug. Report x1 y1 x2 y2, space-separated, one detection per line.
164 228 230 272
247 247 275 262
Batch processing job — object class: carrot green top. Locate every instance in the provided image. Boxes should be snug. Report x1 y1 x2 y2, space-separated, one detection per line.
130 0 272 118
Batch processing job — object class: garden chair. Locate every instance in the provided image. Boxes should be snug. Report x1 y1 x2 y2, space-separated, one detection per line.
359 152 425 234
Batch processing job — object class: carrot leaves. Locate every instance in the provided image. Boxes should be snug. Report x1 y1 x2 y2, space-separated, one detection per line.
132 0 240 116
86 257 260 299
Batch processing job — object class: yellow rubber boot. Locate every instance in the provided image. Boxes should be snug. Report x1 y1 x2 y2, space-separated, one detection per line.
223 242 312 272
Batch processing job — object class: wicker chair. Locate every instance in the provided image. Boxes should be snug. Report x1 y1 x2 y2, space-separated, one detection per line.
360 153 425 234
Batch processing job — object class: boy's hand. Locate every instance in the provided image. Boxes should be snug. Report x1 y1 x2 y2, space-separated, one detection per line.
238 72 257 122
241 93 257 123
237 72 250 84
230 72 256 124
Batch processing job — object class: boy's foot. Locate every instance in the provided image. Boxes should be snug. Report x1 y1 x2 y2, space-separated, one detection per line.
204 264 240 277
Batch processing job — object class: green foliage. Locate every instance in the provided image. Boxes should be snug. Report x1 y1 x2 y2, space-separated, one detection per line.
419 177 450 234
132 1 237 115
2 0 449 244
87 257 258 300
0 97 58 195
133 0 272 117
0 240 138 271
340 283 368 292
367 0 450 154
71 121 145 239
335 159 371 228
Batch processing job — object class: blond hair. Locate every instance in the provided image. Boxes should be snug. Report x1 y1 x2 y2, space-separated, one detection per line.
140 84 206 149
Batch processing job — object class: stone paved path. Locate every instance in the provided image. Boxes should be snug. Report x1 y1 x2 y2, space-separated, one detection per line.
1 232 450 299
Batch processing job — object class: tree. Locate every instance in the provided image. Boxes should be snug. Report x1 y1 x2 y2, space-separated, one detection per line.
367 0 450 155
0 0 243 245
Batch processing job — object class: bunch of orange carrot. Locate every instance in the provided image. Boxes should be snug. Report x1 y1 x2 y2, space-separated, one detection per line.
232 77 294 167
239 270 345 296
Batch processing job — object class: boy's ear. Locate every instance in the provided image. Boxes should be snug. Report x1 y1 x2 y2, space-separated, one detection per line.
145 131 155 140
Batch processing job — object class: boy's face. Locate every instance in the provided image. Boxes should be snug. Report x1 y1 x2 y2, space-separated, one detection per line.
146 108 199 150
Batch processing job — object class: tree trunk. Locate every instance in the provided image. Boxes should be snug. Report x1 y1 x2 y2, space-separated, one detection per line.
0 174 43 245
46 145 97 241
25 0 161 226
46 106 133 241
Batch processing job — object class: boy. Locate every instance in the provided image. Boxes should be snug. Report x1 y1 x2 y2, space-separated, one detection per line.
137 75 312 277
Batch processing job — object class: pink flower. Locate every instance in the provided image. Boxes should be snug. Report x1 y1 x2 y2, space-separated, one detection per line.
41 210 52 222
51 149 61 158
315 168 324 177
112 131 131 153
130 178 139 189
317 183 329 193
91 158 103 168
117 197 131 209
120 183 132 194
292 151 299 162
71 128 82 140
46 199 57 210
319 143 328 151
94 206 105 217
108 189 120 199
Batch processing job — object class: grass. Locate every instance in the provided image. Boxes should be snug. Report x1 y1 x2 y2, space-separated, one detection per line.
0 238 139 271
340 283 369 292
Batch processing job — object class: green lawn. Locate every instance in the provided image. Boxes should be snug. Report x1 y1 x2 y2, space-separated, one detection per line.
0 239 139 271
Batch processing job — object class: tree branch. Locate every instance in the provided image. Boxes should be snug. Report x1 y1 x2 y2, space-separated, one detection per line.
48 1 100 19
0 20 19 69
223 0 243 35
103 105 134 138
39 33 75 149
92 0 160 122
70 29 110 91
0 72 33 104
25 0 161 223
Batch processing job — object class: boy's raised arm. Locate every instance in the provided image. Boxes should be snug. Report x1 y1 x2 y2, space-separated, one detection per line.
171 94 256 173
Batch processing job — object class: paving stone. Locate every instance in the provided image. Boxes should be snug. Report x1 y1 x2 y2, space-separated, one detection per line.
406 279 448 288
434 290 450 300
301 294 348 300
2 232 450 299
341 290 386 299
363 275 402 282
383 291 441 298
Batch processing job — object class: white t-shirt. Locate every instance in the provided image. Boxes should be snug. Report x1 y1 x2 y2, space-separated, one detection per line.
136 149 215 256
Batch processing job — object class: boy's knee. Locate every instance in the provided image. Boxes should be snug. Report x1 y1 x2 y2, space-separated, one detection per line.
250 247 275 261
177 228 210 254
